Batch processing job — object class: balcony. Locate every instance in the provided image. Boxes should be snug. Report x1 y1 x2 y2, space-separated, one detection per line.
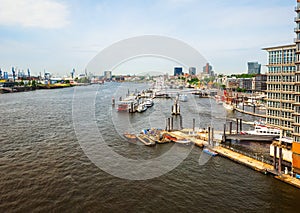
296 6 300 12
295 27 300 33
295 17 300 22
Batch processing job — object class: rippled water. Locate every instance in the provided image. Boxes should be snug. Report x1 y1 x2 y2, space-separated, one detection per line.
1 83 300 212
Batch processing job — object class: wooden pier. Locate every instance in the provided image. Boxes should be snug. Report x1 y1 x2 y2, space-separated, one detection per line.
213 146 273 173
234 107 267 118
224 134 278 142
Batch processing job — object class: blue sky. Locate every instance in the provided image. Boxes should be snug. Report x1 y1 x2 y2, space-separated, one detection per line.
0 0 296 76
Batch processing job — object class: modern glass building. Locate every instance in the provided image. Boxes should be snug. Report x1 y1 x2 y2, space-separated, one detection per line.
189 67 196 75
247 62 261 74
174 67 183 76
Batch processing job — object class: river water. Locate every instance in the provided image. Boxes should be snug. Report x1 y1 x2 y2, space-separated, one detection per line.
1 83 300 212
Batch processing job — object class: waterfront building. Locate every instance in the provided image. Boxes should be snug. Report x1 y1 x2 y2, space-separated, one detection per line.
238 78 252 91
293 0 300 173
174 67 183 76
247 62 261 74
225 77 239 90
263 44 296 136
189 67 196 75
252 74 267 92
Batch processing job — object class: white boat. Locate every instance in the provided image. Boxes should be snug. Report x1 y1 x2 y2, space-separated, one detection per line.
216 100 223 105
179 94 188 102
223 102 234 111
144 98 154 107
175 138 191 145
241 125 281 136
137 103 147 112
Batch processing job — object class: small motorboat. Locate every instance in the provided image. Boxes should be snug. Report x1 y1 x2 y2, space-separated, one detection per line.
137 103 147 112
203 148 218 156
144 98 154 107
179 94 188 102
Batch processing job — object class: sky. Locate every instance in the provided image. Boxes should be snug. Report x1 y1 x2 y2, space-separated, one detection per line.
0 0 297 76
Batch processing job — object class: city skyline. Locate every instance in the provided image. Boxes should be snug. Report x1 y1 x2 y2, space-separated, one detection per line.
0 0 296 76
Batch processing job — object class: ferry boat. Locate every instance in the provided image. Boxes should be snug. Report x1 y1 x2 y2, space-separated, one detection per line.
117 97 138 112
241 125 281 136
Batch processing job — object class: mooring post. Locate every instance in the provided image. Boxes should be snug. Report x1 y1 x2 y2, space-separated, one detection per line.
179 115 183 130
242 96 245 111
130 102 134 113
239 119 242 132
253 104 256 114
229 122 232 135
278 147 283 174
273 145 277 170
170 117 174 131
193 118 195 132
208 126 211 146
222 123 226 143
211 127 214 146
236 118 239 133
165 118 168 131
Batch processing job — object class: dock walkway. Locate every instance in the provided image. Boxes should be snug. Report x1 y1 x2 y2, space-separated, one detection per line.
234 107 267 118
213 146 273 172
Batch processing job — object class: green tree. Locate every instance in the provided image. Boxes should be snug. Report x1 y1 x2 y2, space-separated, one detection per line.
31 80 36 88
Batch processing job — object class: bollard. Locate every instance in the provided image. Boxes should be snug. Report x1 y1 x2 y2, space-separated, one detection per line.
236 118 239 133
253 104 256 114
170 117 174 131
229 122 232 135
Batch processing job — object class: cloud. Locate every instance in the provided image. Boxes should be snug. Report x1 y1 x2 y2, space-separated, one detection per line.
0 0 69 29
